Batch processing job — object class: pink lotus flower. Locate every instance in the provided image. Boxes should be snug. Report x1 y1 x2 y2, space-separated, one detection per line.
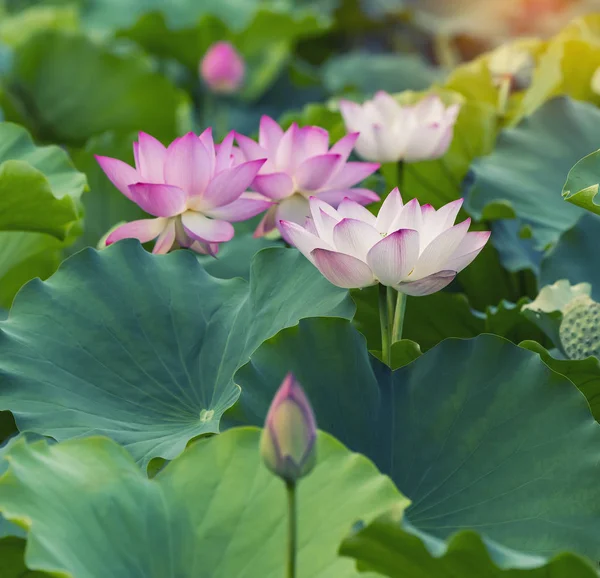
339 92 460 163
96 130 270 255
200 41 245 94
234 116 380 238
281 189 490 294
260 373 317 483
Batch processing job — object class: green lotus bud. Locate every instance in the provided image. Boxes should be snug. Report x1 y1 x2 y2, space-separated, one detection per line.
260 373 317 483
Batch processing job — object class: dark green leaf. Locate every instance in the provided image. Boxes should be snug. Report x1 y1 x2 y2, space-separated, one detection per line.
0 242 353 467
235 319 600 559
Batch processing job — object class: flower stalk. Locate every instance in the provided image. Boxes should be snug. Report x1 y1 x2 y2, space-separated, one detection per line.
380 284 408 366
286 480 298 578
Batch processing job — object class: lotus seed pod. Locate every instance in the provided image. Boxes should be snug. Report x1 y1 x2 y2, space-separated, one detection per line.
559 295 600 360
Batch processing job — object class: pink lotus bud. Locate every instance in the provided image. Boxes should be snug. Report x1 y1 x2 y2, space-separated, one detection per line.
260 373 317 483
200 41 245 94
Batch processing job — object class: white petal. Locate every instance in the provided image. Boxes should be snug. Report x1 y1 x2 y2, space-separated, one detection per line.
311 249 376 289
376 187 403 233
444 231 490 272
397 271 456 296
412 218 471 279
332 218 381 260
280 220 332 263
389 197 422 233
367 229 420 287
338 198 377 226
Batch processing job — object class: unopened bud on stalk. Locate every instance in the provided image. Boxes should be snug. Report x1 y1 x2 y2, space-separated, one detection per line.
260 373 317 483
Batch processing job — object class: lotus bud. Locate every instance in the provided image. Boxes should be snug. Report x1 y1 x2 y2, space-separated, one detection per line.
260 373 317 483
200 41 245 94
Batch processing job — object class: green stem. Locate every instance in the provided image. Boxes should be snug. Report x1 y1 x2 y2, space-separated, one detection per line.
286 481 297 578
203 92 229 140
381 161 404 192
391 290 407 343
379 283 392 366
396 160 404 193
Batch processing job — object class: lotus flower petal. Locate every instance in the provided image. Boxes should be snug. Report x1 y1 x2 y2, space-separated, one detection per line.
152 219 176 254
397 270 457 296
412 218 471 279
279 220 332 263
252 172 295 200
332 218 381 261
367 229 420 286
316 188 379 207
215 132 236 173
95 156 140 200
276 195 311 240
337 198 377 226
376 188 403 233
297 126 330 158
326 161 380 190
135 132 167 183
311 248 376 289
296 154 341 192
444 231 491 272
128 183 188 217
204 192 272 222
254 206 278 238
328 132 359 163
181 211 234 243
201 158 266 210
164 132 211 197
259 115 285 157
106 217 168 246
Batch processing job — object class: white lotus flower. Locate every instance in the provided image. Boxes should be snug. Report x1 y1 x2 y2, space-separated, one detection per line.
280 189 490 295
339 92 461 164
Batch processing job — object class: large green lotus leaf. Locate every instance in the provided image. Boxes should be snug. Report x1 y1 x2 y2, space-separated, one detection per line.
561 149 600 216
340 514 598 577
521 340 600 422
0 242 353 467
540 214 600 300
0 121 86 307
0 429 404 577
0 231 62 308
196 229 282 280
466 97 600 250
233 318 600 559
0 121 86 239
7 30 188 144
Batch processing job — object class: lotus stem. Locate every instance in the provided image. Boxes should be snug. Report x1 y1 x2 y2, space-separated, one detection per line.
379 283 393 366
286 480 297 578
391 289 407 343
